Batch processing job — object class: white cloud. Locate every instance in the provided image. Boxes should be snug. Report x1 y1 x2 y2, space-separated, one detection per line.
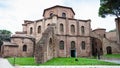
0 0 64 34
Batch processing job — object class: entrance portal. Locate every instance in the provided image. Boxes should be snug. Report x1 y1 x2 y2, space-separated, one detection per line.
71 50 76 57
106 46 112 54
91 37 103 56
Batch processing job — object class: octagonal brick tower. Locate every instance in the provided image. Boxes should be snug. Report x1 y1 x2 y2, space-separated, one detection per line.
43 5 75 18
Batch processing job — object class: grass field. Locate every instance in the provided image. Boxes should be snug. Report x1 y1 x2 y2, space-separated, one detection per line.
103 54 120 59
8 57 36 65
7 57 120 66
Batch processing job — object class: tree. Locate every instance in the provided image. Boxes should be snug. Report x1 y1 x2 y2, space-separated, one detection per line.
99 0 120 43
0 30 12 41
99 0 120 18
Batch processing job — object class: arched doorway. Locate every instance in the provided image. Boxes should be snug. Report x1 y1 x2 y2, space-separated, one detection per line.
91 37 103 56
106 46 112 54
70 41 76 57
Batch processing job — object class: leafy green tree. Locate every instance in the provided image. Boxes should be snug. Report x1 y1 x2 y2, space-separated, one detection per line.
0 30 12 41
99 0 120 43
99 0 120 18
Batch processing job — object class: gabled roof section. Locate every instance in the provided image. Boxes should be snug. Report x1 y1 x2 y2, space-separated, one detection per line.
43 5 75 16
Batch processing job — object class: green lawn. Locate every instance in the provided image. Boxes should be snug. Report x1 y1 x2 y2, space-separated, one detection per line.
103 54 120 59
7 57 37 65
7 57 120 66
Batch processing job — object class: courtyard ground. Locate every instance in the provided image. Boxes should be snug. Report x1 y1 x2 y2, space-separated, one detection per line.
0 58 14 68
8 57 120 65
5 54 120 68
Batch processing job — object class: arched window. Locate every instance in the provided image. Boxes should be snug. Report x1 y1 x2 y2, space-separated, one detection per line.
104 34 106 38
30 27 33 34
49 38 52 45
62 13 66 18
50 13 53 17
47 24 50 26
23 45 27 51
59 41 64 50
71 41 75 49
71 25 75 33
38 26 41 33
60 23 64 32
81 41 85 50
81 26 85 34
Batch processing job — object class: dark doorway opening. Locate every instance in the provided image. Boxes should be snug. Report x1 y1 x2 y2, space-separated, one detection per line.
91 37 103 57
107 46 112 54
71 50 76 57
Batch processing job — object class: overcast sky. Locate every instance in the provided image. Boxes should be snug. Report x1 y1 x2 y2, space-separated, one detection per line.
0 0 116 34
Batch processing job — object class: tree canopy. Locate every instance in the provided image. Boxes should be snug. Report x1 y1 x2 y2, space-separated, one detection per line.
0 30 12 41
99 0 120 18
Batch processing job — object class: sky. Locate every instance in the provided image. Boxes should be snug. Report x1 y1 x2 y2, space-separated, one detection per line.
0 0 116 34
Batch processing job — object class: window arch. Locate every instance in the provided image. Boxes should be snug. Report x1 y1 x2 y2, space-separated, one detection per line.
62 12 66 18
81 41 85 50
71 41 75 49
60 23 64 32
50 13 53 17
49 38 52 45
38 26 41 33
59 40 64 50
30 27 33 34
81 26 85 34
71 25 75 33
23 45 27 51
47 24 50 26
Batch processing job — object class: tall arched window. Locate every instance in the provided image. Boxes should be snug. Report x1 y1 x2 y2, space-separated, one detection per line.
62 12 66 18
60 23 64 32
71 41 75 49
81 26 85 34
49 38 52 45
38 26 41 33
30 27 33 34
23 45 27 51
59 41 64 50
81 41 85 50
71 25 75 33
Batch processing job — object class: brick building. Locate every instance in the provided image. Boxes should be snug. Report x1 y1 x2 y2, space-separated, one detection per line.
1 5 120 63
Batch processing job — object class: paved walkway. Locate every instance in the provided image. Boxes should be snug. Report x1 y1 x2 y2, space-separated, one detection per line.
101 59 120 64
0 58 14 68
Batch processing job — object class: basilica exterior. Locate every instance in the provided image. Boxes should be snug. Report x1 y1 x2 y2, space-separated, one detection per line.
1 5 120 63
